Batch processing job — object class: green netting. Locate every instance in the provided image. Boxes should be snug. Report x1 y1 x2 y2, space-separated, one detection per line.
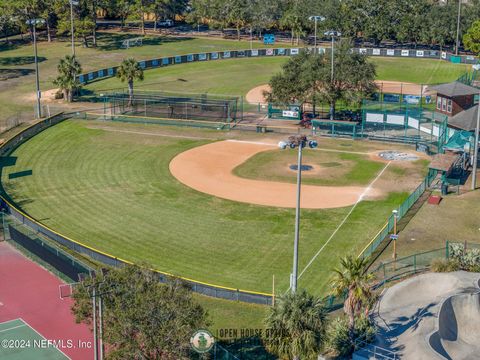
81 112 231 130
311 120 357 138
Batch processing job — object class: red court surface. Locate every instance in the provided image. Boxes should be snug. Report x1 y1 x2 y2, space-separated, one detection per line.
0 241 94 359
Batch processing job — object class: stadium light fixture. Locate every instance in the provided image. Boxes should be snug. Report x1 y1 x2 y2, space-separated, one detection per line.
26 19 45 119
324 30 342 120
278 135 318 293
308 16 325 53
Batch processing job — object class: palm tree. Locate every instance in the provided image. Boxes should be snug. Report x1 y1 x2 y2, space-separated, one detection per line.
330 255 375 342
53 55 82 102
116 58 144 106
263 290 327 360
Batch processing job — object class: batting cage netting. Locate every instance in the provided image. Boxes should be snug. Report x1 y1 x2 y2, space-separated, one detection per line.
103 90 241 128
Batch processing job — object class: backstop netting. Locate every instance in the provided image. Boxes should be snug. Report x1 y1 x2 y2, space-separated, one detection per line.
105 90 240 129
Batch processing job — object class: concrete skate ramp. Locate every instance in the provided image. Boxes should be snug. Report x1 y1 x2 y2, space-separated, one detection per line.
429 292 480 360
372 272 480 359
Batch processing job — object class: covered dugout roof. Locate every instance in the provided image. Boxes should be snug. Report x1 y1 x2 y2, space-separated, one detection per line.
429 153 459 172
428 81 479 97
448 105 479 131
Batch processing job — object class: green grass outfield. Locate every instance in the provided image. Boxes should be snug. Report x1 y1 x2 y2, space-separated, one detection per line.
85 56 470 96
1 119 423 296
0 31 469 124
0 33 287 122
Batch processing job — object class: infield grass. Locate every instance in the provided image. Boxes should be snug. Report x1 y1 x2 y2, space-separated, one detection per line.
233 150 386 186
0 119 419 296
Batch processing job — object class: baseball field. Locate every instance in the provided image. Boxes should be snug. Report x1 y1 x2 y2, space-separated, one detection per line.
1 119 429 297
0 32 474 332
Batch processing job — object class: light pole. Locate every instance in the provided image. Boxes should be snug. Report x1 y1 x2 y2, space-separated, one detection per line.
392 209 398 260
308 16 325 53
455 0 461 56
324 30 341 120
70 0 79 56
278 135 318 293
471 94 480 190
26 18 45 119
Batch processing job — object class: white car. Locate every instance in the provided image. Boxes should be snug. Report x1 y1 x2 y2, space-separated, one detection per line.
157 19 174 28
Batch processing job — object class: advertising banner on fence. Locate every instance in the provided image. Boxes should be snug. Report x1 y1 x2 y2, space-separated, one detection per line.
290 48 299 55
387 49 395 56
401 50 409 57
251 49 258 56
282 110 299 118
372 49 381 55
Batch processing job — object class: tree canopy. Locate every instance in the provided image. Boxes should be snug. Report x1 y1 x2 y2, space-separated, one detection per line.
72 265 209 359
116 57 144 105
263 290 327 360
53 55 82 102
330 255 375 343
267 40 376 118
464 20 480 55
1 0 480 50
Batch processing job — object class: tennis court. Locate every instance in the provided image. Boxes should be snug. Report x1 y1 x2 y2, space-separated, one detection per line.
0 241 93 359
0 318 69 359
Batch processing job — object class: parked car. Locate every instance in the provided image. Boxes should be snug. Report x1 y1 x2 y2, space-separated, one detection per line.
157 19 174 28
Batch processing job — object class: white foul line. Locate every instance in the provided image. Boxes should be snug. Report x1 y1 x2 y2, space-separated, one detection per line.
297 161 392 281
87 126 213 140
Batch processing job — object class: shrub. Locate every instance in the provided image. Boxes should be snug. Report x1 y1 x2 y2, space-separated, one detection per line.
325 314 376 358
463 248 480 269
431 258 460 272
326 317 352 357
447 243 480 271
355 315 376 344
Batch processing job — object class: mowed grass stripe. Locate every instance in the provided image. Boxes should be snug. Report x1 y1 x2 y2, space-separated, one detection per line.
2 120 408 295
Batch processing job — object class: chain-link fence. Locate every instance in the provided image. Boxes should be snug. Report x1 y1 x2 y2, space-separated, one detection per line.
370 241 480 288
2 212 92 282
358 168 438 260
0 112 273 305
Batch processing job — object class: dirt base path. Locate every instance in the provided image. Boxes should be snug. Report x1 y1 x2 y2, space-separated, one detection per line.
169 140 382 209
245 81 432 104
245 85 270 104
